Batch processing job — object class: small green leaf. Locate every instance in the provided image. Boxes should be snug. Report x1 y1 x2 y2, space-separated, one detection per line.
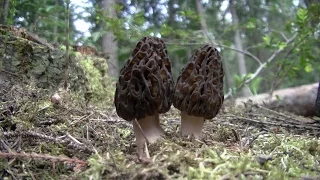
263 35 271 46
250 77 262 95
246 21 256 29
114 4 123 12
276 95 282 101
91 32 103 42
297 8 308 22
304 64 313 73
278 42 287 50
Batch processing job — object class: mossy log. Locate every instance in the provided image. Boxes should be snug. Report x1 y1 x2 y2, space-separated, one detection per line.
235 83 319 117
0 25 87 91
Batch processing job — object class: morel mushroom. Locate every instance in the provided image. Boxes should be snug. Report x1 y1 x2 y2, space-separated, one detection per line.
114 36 174 158
173 44 224 138
316 82 320 117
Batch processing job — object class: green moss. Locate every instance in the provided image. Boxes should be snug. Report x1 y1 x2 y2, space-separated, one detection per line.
77 54 115 106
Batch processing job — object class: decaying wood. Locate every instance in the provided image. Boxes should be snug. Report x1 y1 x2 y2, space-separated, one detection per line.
234 83 319 116
73 45 107 58
0 25 54 49
0 25 88 91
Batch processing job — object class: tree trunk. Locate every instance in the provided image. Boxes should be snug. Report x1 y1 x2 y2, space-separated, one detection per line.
229 0 252 97
168 0 175 26
0 0 9 25
52 0 58 44
195 0 208 41
234 83 319 117
316 82 320 116
222 59 232 96
101 0 118 77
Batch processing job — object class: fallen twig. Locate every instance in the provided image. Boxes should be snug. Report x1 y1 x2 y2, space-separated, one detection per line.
1 131 95 154
0 152 88 166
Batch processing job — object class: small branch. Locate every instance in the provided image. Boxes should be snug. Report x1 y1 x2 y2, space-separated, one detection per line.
245 33 298 84
246 131 266 148
269 34 309 94
167 32 298 99
1 131 94 154
27 168 37 180
0 139 11 152
64 0 70 90
270 29 288 41
166 41 262 65
224 33 298 99
70 113 94 125
66 132 83 145
217 43 263 65
254 103 295 120
0 152 88 166
0 69 18 76
133 119 150 144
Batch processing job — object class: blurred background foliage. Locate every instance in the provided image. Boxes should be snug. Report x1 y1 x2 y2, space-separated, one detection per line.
1 0 319 97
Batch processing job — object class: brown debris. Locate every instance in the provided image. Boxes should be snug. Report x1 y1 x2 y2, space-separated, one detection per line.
73 45 107 58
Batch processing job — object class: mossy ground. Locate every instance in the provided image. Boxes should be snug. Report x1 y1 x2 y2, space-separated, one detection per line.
1 56 320 180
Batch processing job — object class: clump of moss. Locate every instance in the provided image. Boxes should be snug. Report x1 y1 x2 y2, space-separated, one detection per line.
184 134 319 179
76 54 116 106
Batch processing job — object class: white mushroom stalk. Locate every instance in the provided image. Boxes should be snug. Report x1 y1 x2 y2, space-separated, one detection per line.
133 114 165 158
180 111 204 138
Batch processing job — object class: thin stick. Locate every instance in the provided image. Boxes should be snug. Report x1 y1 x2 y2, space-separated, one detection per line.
0 152 88 166
65 132 83 145
133 119 150 144
64 0 70 90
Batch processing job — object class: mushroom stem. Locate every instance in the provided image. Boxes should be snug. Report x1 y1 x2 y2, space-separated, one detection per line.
180 111 205 138
132 113 165 158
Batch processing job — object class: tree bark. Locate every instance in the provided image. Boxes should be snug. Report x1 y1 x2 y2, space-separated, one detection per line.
168 0 175 26
195 0 208 41
53 0 59 44
234 83 319 117
101 0 119 77
316 82 320 116
0 0 9 25
229 0 252 97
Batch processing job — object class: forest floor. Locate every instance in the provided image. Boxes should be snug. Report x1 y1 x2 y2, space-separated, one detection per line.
1 76 320 180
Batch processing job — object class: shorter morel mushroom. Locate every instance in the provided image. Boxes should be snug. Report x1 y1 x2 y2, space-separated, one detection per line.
173 44 224 138
114 36 174 158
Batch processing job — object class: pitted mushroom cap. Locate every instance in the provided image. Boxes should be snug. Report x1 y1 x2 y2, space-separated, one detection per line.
114 36 174 121
173 44 224 119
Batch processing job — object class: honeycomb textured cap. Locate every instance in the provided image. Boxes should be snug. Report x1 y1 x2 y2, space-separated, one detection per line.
114 36 174 121
173 44 224 119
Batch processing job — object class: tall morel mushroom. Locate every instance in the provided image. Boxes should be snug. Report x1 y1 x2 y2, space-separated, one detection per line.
173 44 224 138
114 36 174 158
